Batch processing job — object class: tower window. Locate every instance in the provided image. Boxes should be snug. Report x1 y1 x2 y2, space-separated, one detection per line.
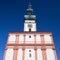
29 36 31 38
29 29 31 32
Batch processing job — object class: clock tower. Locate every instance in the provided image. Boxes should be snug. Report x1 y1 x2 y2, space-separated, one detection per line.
24 3 36 32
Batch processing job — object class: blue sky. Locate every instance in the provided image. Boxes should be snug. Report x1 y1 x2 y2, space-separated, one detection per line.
0 0 60 60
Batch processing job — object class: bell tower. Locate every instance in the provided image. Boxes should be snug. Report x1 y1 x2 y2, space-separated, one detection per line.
3 1 58 60
24 3 36 32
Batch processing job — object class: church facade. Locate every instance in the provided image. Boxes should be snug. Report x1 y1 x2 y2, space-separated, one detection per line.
3 3 57 60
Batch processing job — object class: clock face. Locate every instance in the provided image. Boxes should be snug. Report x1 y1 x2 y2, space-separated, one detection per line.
28 24 32 28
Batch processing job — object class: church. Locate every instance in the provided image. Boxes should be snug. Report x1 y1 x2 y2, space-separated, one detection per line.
3 3 57 60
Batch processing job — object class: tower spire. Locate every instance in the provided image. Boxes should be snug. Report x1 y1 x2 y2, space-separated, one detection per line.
24 1 36 20
28 1 32 9
28 0 31 8
27 2 33 15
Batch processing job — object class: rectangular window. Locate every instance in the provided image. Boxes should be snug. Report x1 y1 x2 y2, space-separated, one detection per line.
29 53 31 57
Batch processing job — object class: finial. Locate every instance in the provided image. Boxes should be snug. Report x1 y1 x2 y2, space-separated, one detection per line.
28 0 30 4
28 1 32 9
27 0 33 15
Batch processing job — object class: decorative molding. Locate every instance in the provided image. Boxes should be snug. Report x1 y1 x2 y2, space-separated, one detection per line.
8 32 52 35
6 43 54 46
